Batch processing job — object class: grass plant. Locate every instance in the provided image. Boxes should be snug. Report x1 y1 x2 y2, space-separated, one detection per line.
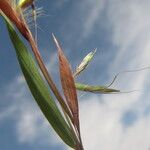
1 1 148 149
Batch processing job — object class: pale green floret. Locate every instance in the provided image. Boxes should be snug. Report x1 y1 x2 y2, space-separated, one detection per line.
75 83 120 94
83 48 97 62
74 48 97 77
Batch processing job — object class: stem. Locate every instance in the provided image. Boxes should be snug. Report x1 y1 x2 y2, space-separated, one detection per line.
26 30 74 123
75 123 84 150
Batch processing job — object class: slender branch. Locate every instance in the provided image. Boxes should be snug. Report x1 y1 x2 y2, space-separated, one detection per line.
26 29 74 123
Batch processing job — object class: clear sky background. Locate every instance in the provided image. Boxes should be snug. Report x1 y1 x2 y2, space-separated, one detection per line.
1 0 150 150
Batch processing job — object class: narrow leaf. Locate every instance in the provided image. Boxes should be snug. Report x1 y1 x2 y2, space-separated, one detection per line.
3 15 76 149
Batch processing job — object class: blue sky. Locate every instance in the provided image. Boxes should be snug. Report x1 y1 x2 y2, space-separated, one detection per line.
1 0 150 150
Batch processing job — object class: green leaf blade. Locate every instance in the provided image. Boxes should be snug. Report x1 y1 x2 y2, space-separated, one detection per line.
3 16 76 149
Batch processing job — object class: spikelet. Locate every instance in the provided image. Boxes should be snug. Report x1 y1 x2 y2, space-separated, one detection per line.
74 48 97 77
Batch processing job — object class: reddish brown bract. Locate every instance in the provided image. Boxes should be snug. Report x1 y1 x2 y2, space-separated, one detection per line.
53 34 80 129
0 0 29 39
